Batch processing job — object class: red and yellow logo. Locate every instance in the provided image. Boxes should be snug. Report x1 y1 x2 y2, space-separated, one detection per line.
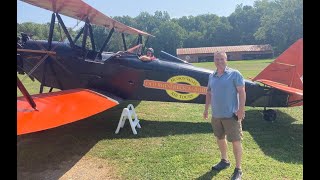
143 76 207 101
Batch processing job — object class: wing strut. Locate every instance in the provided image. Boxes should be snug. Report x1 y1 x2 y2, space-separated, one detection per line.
88 23 96 51
48 13 55 50
17 76 37 110
142 36 150 52
136 34 142 45
99 27 114 54
74 27 84 43
82 17 89 51
56 13 75 48
40 12 55 93
121 33 127 50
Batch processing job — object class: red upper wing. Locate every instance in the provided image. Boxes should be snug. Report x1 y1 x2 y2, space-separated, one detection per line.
21 0 153 36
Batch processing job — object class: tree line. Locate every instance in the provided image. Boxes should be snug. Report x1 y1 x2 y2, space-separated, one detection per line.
17 0 302 57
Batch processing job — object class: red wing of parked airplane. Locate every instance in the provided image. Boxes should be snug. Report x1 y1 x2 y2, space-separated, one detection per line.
18 0 303 135
17 88 120 135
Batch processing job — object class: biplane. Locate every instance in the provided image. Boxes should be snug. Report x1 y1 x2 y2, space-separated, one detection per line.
17 0 303 136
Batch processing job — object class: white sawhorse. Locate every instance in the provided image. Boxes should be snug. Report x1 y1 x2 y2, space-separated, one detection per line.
115 104 141 135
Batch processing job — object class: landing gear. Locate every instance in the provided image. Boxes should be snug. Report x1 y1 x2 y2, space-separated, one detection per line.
263 109 277 122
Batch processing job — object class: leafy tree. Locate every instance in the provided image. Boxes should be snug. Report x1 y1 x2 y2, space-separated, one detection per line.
228 4 262 45
254 0 303 54
17 22 77 42
152 21 186 56
182 31 204 48
90 25 109 51
17 0 303 56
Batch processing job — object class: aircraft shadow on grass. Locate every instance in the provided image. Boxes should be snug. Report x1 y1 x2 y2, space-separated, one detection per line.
195 169 220 180
242 109 303 164
17 107 302 179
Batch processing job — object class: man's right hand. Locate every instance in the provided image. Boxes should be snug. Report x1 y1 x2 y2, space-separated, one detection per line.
203 110 208 120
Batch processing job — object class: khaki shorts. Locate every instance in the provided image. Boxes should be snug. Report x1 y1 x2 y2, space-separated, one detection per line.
211 116 243 142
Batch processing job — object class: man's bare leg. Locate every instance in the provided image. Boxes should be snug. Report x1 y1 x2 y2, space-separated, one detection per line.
232 140 242 169
217 138 228 161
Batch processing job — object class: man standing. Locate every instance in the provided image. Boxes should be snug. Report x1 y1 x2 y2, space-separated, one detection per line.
203 51 246 180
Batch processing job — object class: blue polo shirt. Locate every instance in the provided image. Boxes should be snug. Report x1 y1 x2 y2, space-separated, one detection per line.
207 67 245 118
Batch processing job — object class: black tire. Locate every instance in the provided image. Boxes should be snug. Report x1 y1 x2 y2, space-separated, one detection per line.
263 109 277 122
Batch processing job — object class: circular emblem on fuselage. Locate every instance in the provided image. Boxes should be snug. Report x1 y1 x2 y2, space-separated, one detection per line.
166 76 200 101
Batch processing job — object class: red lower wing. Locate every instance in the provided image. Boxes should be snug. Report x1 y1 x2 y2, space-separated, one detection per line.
17 89 120 135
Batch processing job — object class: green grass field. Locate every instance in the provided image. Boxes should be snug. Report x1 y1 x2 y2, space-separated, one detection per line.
17 59 303 180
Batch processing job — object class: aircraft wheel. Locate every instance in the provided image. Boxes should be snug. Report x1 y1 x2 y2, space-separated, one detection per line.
263 109 277 122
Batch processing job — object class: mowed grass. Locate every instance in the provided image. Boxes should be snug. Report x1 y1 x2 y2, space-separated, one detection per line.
17 75 59 96
17 59 303 180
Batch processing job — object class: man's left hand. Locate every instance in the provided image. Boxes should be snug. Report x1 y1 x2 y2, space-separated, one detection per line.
236 110 245 121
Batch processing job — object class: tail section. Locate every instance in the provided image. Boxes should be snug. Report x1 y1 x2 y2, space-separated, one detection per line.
252 38 303 106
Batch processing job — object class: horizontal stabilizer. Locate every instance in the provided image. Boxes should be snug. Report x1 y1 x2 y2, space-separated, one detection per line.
255 79 303 96
17 89 121 135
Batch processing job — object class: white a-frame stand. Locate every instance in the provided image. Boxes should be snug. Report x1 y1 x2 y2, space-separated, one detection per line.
115 104 141 135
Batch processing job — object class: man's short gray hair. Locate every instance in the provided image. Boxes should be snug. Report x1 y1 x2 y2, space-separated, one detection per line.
214 51 227 60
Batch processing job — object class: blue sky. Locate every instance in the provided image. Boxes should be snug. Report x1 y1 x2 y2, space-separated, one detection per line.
18 0 255 28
